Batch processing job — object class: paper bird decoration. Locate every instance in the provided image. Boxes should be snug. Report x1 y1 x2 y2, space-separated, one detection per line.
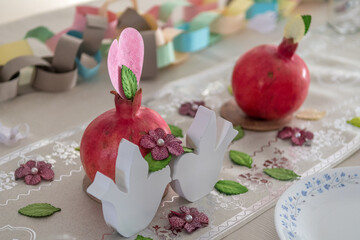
170 106 237 202
87 139 171 238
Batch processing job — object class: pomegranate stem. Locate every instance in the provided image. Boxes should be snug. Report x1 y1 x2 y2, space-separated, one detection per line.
277 37 298 59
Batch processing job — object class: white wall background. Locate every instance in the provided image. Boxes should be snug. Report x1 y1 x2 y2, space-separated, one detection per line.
0 0 94 24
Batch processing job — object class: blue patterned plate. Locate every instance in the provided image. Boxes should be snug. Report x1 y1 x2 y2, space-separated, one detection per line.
275 166 360 240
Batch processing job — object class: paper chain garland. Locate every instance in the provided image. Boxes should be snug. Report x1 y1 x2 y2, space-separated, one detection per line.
0 14 108 102
87 106 237 237
0 0 300 102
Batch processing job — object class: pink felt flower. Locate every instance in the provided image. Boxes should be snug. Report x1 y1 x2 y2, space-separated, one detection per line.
15 160 54 185
277 126 314 146
179 101 207 118
168 206 209 233
107 28 144 98
139 128 184 160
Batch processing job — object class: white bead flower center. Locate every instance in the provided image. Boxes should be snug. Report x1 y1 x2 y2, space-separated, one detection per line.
185 214 193 223
191 104 199 111
157 138 165 146
31 167 38 175
294 132 301 138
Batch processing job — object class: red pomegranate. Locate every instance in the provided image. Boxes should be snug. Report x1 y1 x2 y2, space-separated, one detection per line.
80 89 170 181
232 15 312 120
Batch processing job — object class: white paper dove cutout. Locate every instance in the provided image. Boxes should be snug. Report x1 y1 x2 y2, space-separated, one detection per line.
87 139 171 238
170 106 237 202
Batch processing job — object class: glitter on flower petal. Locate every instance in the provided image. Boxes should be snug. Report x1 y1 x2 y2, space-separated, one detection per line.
169 216 186 229
277 126 293 139
139 135 156 149
166 141 184 156
277 126 314 146
15 165 31 179
25 174 42 185
179 101 208 118
139 128 184 160
15 160 55 185
151 146 169 160
168 206 209 233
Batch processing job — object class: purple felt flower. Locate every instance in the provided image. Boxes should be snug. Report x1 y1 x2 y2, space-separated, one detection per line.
277 126 314 146
168 206 209 233
179 101 207 118
15 160 54 185
139 128 184 160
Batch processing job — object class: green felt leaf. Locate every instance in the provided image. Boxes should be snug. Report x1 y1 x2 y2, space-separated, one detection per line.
347 117 360 128
145 153 172 172
301 15 311 35
182 146 194 153
168 124 183 138
121 65 138 100
228 85 233 96
264 168 300 181
229 150 252 168
135 235 153 240
18 203 61 218
74 147 80 151
215 180 248 195
233 125 244 142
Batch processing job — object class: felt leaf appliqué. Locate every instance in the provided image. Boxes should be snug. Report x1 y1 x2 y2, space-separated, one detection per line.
295 109 326 120
347 117 360 128
228 85 233 96
182 146 194 153
302 15 312 35
121 65 138 100
145 153 172 172
264 168 300 181
18 203 61 218
168 124 183 138
229 150 252 168
233 125 244 142
215 180 248 195
135 235 153 240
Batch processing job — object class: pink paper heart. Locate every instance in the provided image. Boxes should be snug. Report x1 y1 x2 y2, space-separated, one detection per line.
107 28 144 98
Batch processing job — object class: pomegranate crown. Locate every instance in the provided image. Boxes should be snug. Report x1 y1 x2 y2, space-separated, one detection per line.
107 27 144 101
278 15 311 58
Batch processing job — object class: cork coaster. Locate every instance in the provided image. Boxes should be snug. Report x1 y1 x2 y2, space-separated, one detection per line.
220 100 292 131
82 175 170 203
